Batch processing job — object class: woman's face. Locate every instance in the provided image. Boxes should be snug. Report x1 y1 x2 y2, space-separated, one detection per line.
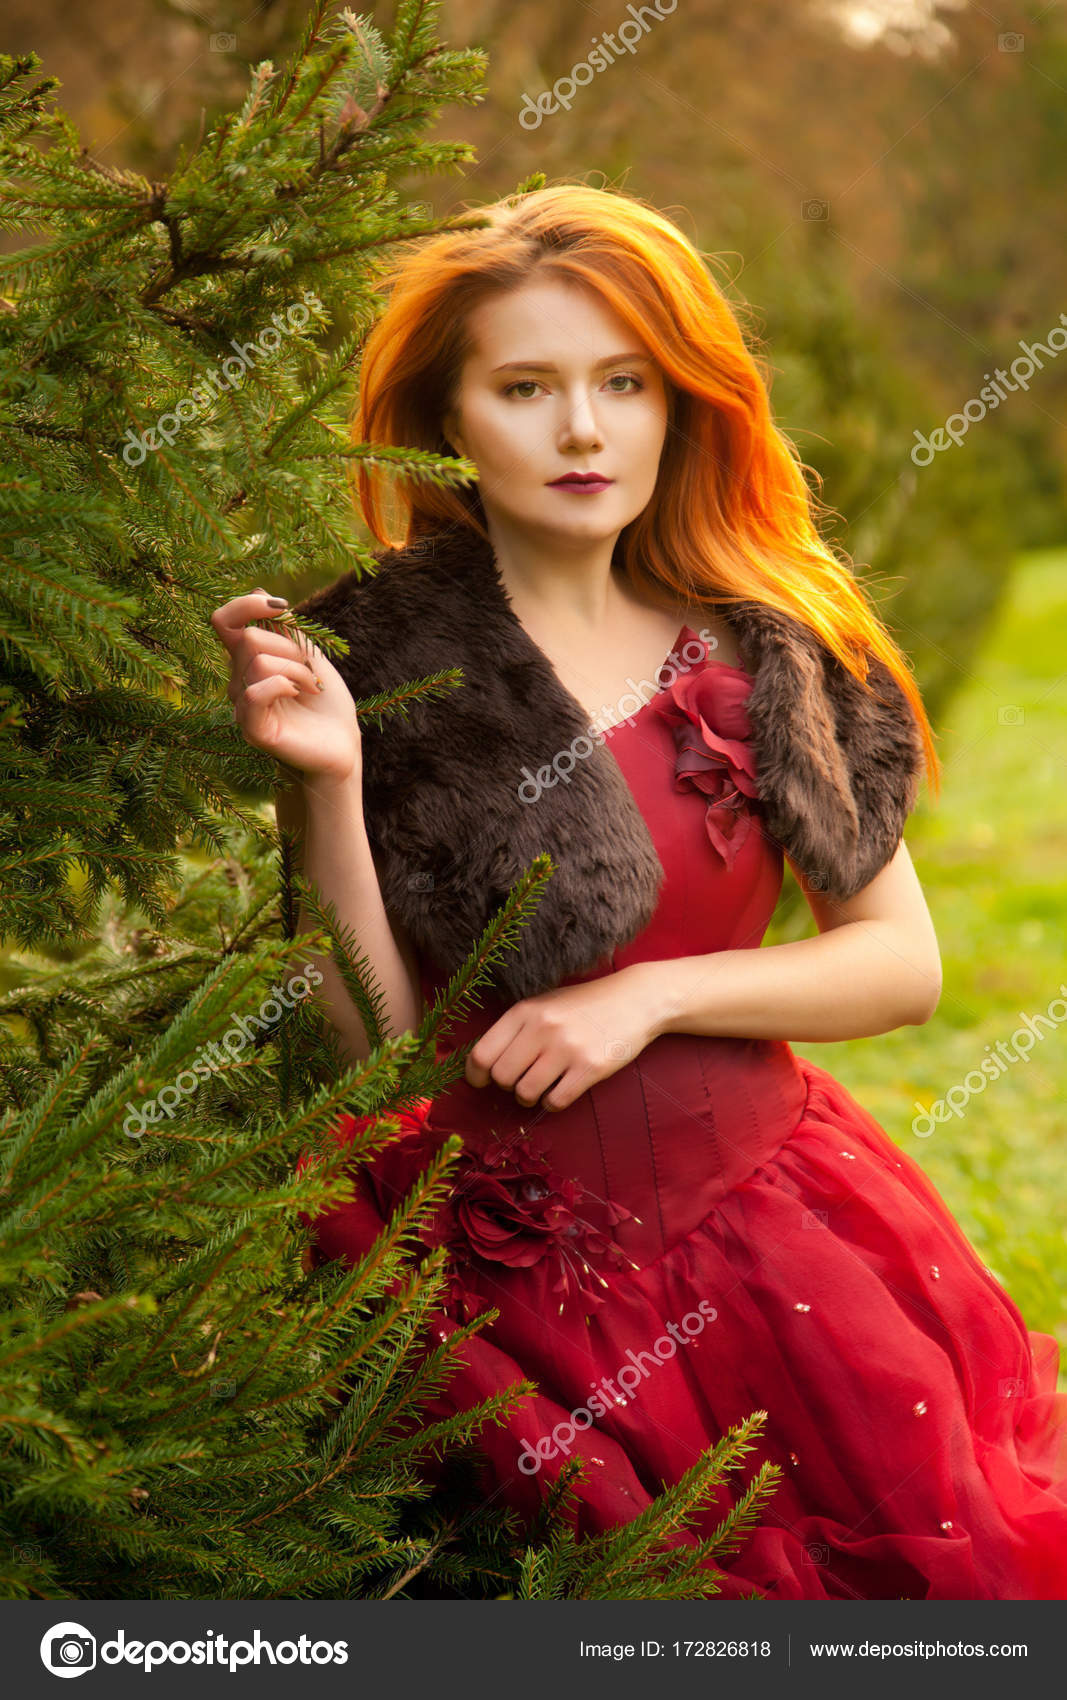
441 276 670 550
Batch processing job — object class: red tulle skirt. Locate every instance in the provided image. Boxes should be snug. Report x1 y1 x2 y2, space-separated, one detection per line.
299 1055 1067 1601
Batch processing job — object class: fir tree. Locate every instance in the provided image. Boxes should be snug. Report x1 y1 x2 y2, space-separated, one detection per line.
0 4 779 1599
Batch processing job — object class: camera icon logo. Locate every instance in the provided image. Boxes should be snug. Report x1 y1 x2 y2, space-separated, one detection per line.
40 1622 97 1678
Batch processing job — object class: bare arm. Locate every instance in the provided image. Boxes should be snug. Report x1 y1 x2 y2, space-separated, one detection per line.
207 587 423 1067
639 838 942 1044
275 770 423 1065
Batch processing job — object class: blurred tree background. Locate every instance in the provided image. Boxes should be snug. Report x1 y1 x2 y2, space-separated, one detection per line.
3 0 1064 1397
4 0 1064 712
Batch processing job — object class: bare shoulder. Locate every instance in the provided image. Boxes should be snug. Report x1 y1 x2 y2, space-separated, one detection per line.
623 573 744 670
681 602 743 669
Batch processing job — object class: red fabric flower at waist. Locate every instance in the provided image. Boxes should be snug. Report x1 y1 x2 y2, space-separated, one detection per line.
649 661 761 869
300 1103 635 1322
422 1127 637 1319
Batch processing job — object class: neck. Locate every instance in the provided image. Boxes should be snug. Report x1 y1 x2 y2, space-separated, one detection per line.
484 513 626 632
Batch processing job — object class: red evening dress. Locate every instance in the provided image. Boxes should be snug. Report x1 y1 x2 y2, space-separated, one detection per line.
299 624 1067 1600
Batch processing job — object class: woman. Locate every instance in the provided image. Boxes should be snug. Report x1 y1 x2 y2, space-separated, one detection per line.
209 184 1067 1600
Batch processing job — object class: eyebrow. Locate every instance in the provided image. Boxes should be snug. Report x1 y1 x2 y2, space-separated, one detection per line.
490 353 655 374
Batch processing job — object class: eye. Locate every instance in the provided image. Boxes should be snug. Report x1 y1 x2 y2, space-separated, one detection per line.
502 373 645 399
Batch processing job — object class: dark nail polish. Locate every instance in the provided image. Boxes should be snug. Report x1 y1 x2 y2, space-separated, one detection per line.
266 595 288 609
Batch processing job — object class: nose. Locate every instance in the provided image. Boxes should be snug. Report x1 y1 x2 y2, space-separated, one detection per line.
558 385 604 452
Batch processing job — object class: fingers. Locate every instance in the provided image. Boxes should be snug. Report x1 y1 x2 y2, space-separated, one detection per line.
239 625 324 672
208 589 292 654
237 675 302 712
226 651 322 704
209 589 331 712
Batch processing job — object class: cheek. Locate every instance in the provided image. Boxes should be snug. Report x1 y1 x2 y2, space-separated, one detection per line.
622 409 669 466
618 387 667 439
474 407 542 472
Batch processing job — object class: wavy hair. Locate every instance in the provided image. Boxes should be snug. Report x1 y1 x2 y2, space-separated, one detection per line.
351 181 940 795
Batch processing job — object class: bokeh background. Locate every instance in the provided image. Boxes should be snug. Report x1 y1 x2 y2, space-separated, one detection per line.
7 0 1065 1358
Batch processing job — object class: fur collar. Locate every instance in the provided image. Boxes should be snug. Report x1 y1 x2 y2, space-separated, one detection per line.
296 526 924 1002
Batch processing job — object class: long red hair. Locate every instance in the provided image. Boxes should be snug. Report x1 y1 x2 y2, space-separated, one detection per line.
350 182 940 796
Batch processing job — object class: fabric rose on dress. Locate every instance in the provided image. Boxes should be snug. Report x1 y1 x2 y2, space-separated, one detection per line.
417 1129 637 1322
301 1103 636 1323
650 660 761 869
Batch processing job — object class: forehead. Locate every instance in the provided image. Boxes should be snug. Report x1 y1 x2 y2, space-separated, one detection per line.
461 278 649 367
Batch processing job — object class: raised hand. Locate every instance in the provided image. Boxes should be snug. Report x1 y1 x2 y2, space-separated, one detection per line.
209 589 361 781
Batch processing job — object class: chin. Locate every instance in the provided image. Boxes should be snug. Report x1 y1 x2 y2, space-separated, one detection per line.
491 502 613 539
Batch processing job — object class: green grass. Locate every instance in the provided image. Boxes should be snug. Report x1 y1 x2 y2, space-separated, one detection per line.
780 547 1067 1377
